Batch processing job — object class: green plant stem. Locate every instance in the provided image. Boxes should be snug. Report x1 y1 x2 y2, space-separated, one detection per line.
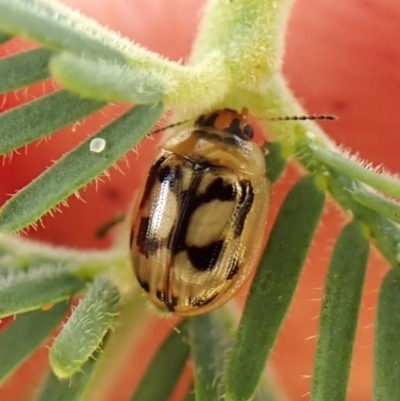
191 0 294 93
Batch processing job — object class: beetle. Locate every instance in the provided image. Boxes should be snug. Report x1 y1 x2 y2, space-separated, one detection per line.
129 108 270 316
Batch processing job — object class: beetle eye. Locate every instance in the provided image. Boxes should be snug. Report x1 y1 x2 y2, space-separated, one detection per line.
243 124 254 140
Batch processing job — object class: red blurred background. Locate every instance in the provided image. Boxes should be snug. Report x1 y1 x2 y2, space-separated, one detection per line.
0 0 399 400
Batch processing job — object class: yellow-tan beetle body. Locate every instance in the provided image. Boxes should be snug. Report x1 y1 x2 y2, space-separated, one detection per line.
130 109 270 316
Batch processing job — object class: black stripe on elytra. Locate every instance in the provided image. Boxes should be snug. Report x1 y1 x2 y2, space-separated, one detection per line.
226 258 240 280
157 164 183 193
136 217 150 256
136 217 163 257
189 292 219 307
156 290 179 312
157 164 171 182
187 240 224 271
168 173 235 260
234 180 254 238
138 279 150 292
139 156 167 209
129 227 135 246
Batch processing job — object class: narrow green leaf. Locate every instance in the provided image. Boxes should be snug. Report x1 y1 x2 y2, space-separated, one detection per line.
373 268 400 401
0 30 11 44
0 103 163 234
183 385 195 401
0 266 85 318
189 312 232 401
351 187 400 224
0 0 127 64
311 221 369 401
0 48 52 93
264 141 287 184
0 303 68 384
37 353 99 401
131 320 190 401
311 145 400 199
50 52 164 104
326 169 400 269
252 381 286 401
226 175 325 401
49 275 119 378
0 90 105 155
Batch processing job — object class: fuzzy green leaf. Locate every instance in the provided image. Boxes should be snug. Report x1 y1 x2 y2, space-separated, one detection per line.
0 302 68 384
226 175 325 401
50 52 164 104
311 145 400 200
0 103 163 234
37 349 100 401
373 268 400 401
0 48 52 93
0 0 127 63
0 267 85 318
49 275 119 379
0 90 105 155
311 221 369 401
189 312 232 401
265 141 287 184
351 187 400 224
131 320 190 401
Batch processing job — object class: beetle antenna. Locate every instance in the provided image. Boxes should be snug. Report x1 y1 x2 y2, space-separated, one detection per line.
150 112 337 136
267 114 337 121
151 119 192 135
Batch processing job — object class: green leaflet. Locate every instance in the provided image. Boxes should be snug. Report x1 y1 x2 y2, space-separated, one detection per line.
351 187 400 224
311 145 400 200
183 386 195 401
0 90 105 155
265 141 287 184
326 169 400 269
0 0 128 63
0 30 11 43
130 320 190 401
50 52 164 104
0 303 68 384
373 268 400 401
311 221 369 401
226 175 325 401
36 366 97 401
49 276 119 378
0 103 163 234
189 311 233 401
0 48 52 93
0 266 85 318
